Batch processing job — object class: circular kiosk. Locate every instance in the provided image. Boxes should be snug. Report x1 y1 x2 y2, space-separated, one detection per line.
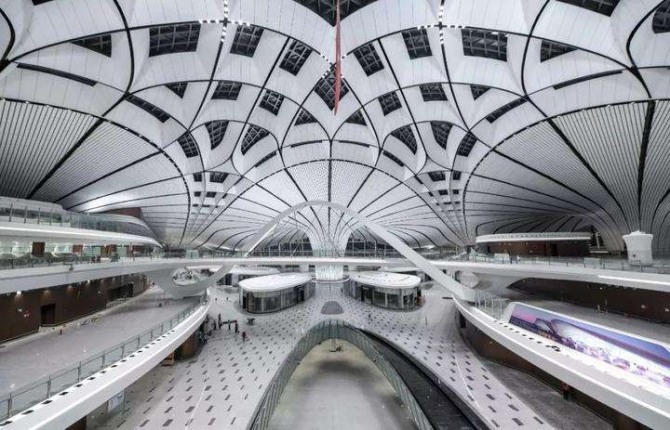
239 273 314 314
345 271 422 310
379 266 429 282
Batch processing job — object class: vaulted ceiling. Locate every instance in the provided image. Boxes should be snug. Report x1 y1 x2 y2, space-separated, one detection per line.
1 0 670 253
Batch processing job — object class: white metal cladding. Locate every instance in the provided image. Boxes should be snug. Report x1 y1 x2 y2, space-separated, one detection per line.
0 0 669 252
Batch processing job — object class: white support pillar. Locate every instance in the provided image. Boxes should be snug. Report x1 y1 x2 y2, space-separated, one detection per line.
622 231 653 265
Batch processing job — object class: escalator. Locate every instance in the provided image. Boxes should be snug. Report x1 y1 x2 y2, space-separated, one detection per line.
363 331 488 430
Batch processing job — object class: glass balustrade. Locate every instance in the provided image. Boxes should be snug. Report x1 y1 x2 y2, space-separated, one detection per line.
0 299 204 421
2 247 668 276
0 204 157 239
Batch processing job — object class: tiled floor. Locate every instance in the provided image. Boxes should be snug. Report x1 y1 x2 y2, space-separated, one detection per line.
91 283 559 429
267 340 416 430
0 287 194 397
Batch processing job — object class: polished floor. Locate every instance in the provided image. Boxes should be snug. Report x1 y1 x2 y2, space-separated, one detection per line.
267 340 416 430
0 287 192 397
90 282 563 430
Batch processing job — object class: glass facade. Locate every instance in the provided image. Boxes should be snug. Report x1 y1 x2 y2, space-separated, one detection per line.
343 280 420 310
241 282 314 314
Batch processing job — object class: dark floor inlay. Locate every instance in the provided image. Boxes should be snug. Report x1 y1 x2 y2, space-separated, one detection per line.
320 301 344 314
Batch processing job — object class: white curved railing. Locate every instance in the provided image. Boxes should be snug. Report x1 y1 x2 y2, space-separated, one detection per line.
0 298 205 422
475 232 592 243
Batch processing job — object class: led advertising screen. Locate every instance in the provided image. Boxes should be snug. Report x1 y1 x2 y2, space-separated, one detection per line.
509 303 670 390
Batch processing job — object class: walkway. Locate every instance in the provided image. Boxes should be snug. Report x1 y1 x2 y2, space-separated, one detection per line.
5 255 670 296
0 287 194 398
267 340 416 430
91 283 557 430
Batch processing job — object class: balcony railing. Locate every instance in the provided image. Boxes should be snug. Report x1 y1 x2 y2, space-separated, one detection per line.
2 249 669 279
451 253 670 274
0 204 157 239
0 299 205 421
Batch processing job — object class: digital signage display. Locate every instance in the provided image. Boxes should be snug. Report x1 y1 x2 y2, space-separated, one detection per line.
509 303 670 390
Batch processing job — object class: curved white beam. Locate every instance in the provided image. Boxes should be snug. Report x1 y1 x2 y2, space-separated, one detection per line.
145 264 235 299
241 200 475 301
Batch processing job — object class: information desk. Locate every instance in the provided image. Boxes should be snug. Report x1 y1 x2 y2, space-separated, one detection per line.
345 271 422 310
239 273 313 314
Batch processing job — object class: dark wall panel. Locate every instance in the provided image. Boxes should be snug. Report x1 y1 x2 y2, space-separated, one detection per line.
0 273 148 342
510 278 670 323
485 240 589 257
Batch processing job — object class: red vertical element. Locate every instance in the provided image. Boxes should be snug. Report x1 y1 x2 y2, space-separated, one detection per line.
333 0 342 114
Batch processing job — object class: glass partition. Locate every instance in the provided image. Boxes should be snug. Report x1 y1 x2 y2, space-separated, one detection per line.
344 280 419 310
242 282 313 314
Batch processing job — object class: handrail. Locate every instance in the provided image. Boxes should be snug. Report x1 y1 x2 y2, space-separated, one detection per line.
2 250 669 276
451 253 670 274
0 298 205 421
0 201 157 240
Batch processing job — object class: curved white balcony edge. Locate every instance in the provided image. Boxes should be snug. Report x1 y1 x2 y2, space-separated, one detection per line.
475 232 592 243
454 299 670 429
0 221 160 246
3 303 209 430
3 257 670 297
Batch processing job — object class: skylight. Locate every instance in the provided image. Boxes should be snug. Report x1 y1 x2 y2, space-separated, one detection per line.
430 121 452 149
420 83 447 102
556 0 620 16
280 40 313 75
212 81 242 100
346 110 367 126
378 91 402 116
540 40 576 62
390 126 417 154
241 125 270 155
177 132 199 158
205 120 229 149
149 24 200 57
165 82 188 98
353 43 384 76
471 84 490 100
402 28 432 59
428 171 446 182
457 132 477 157
259 90 285 116
210 171 228 183
230 25 264 57
295 109 317 125
462 29 508 61
125 94 170 122
314 69 349 110
72 34 112 57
